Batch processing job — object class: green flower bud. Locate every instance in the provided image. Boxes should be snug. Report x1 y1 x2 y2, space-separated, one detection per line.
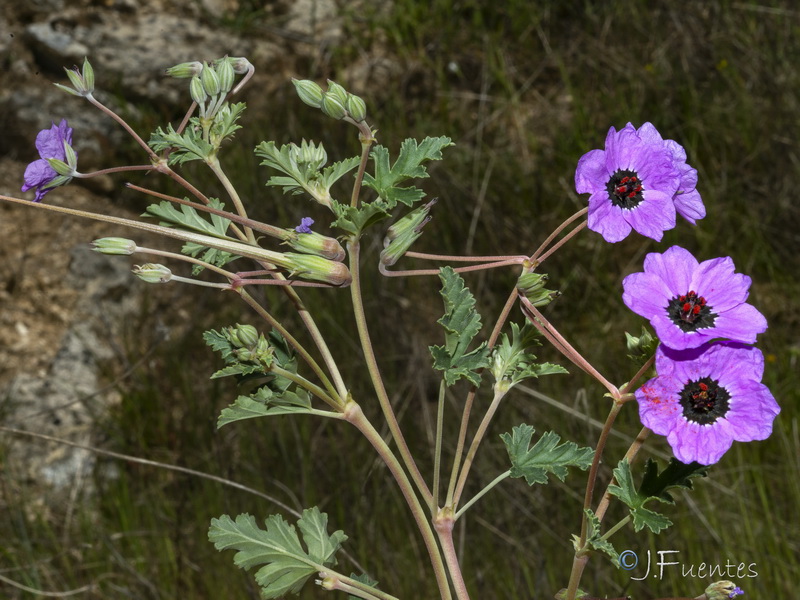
228 323 259 349
216 59 235 94
625 326 658 366
517 272 560 307
380 199 436 266
133 263 172 283
226 57 252 74
165 61 203 78
292 78 325 108
190 75 207 105
320 92 347 120
284 253 352 286
200 63 221 96
92 237 137 255
287 230 346 262
345 93 367 122
325 80 349 106
704 581 741 600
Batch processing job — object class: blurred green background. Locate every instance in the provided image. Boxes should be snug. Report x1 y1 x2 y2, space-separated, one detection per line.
2 1 798 598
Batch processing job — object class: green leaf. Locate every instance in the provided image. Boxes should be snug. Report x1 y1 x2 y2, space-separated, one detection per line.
491 322 568 389
428 266 490 386
217 388 312 428
330 200 391 236
209 508 347 599
362 136 453 208
501 424 594 485
578 509 620 567
607 459 694 534
638 458 708 504
347 573 379 600
144 199 234 238
149 122 214 164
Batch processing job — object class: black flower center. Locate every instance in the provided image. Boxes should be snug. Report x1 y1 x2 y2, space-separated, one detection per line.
666 290 717 332
606 169 644 209
679 377 730 425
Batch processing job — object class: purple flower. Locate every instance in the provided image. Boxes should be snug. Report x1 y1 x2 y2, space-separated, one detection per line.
295 217 314 234
636 342 780 465
21 119 76 202
729 587 744 599
636 122 705 224
575 123 680 242
622 246 767 350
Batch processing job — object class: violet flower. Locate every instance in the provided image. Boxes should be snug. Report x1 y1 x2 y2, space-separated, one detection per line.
636 122 705 224
636 342 780 465
21 119 77 202
295 217 314 234
575 122 680 242
622 246 767 349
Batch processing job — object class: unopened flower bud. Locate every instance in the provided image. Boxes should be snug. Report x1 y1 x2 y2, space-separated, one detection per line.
165 61 203 78
190 75 207 105
625 326 658 361
345 93 367 122
517 272 559 307
288 229 346 262
228 323 259 349
704 581 742 600
325 80 348 105
320 92 347 120
200 63 221 96
285 253 351 286
226 57 252 74
133 263 172 283
216 59 235 94
292 79 324 108
92 237 137 255
381 199 436 266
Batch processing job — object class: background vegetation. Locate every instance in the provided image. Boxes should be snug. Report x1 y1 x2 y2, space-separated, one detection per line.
2 1 798 598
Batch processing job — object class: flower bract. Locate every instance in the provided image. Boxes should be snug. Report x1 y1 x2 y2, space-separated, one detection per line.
21 119 76 202
635 342 780 465
575 122 696 242
622 245 767 349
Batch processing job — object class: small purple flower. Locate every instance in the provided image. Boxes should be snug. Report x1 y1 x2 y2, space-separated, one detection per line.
295 217 314 234
636 123 705 224
636 342 780 465
729 587 744 599
21 119 76 202
575 122 680 242
623 246 767 350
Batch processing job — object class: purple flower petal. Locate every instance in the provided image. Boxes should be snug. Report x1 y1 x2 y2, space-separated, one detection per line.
636 342 780 465
21 120 76 202
622 245 767 350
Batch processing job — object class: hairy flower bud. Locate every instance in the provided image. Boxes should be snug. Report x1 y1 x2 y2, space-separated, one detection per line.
200 63 221 96
285 253 352 286
381 199 436 266
227 323 259 349
320 92 347 120
165 61 203 78
226 57 252 74
292 79 325 108
704 581 742 600
288 230 346 262
345 93 367 122
133 263 172 283
216 59 235 94
190 75 207 105
325 80 349 106
92 237 137 255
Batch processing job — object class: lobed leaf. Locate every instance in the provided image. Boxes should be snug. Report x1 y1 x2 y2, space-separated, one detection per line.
501 424 594 485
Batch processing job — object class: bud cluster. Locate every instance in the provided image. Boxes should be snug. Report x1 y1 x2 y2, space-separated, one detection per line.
224 323 273 367
292 79 368 123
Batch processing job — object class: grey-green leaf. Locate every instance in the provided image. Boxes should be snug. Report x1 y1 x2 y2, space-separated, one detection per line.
501 424 594 485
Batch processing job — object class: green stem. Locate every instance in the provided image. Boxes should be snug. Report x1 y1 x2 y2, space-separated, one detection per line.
598 514 631 542
345 403 452 600
452 387 506 509
269 366 340 410
237 289 342 404
432 379 446 512
207 157 256 244
446 287 517 508
454 470 510 520
350 127 375 208
133 246 237 279
320 570 399 600
348 239 432 505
